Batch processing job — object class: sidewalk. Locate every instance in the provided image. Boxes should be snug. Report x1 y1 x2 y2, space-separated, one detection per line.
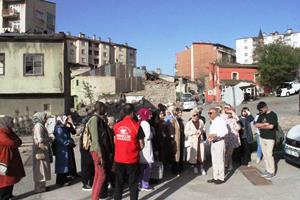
14 139 300 200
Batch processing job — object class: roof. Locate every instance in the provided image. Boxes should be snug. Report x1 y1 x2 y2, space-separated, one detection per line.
0 33 65 42
220 79 255 86
192 42 234 51
217 63 258 69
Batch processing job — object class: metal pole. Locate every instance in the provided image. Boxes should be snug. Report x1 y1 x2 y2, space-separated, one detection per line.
232 86 237 109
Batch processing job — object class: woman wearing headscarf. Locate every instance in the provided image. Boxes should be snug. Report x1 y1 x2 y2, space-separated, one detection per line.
32 112 52 193
224 108 241 171
138 108 154 191
53 115 76 186
0 116 25 200
239 107 255 166
184 108 206 175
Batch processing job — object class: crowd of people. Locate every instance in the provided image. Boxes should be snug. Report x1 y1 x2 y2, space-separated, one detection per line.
0 100 278 200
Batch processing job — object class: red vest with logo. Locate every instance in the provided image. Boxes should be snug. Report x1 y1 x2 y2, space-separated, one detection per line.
113 116 140 164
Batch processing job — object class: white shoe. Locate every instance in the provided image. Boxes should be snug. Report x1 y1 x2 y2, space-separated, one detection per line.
201 168 206 175
194 167 199 174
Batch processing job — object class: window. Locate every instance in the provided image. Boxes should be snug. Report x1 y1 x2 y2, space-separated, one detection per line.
103 45 107 49
81 41 86 46
129 53 135 57
82 58 86 63
94 51 99 56
47 13 55 25
244 39 248 43
231 72 239 80
76 80 79 86
244 53 248 56
94 59 99 65
35 10 44 21
70 49 74 55
103 52 107 57
0 54 4 75
24 54 43 76
245 59 248 63
244 46 248 50
81 49 86 55
43 104 51 111
89 50 92 55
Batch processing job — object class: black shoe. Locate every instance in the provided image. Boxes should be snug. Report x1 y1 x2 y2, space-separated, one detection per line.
214 179 224 184
82 184 93 191
207 179 216 183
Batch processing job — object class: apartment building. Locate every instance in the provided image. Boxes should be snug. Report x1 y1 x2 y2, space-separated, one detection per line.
66 33 137 68
176 42 236 81
236 28 300 64
0 0 55 34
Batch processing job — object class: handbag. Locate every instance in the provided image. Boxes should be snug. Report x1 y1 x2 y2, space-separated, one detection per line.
0 162 8 176
275 125 284 146
35 148 46 160
184 139 190 148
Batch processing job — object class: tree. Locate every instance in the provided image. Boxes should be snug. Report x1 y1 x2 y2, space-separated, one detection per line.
82 81 94 105
254 43 300 90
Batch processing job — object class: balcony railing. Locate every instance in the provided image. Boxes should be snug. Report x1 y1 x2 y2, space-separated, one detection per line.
2 26 20 33
2 8 20 18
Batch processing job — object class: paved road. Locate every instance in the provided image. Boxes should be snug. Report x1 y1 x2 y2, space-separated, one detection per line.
13 95 300 200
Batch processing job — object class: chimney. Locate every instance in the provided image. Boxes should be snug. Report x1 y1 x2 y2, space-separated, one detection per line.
93 34 96 40
108 37 112 43
79 32 85 38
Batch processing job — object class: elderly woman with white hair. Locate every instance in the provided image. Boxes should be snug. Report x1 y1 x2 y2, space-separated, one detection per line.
32 112 52 193
184 108 206 175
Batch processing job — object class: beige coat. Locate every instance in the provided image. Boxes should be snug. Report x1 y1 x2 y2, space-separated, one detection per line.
185 119 205 164
32 123 51 182
168 118 181 162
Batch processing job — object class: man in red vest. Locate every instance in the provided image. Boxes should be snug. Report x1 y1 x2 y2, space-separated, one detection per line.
113 103 145 200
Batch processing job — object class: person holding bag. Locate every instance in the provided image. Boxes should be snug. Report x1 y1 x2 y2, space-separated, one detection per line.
32 112 52 193
0 116 25 200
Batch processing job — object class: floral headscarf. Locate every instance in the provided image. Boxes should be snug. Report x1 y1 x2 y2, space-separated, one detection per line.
56 115 68 125
0 116 13 129
32 112 47 125
137 108 152 123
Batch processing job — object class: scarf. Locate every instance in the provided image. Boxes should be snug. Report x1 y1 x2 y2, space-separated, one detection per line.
32 112 47 125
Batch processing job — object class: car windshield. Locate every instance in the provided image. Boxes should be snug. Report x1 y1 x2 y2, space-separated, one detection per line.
182 94 194 102
279 83 291 88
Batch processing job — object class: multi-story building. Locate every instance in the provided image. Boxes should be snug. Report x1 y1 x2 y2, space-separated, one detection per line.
0 0 56 34
66 33 137 68
176 42 236 81
0 33 70 116
236 28 300 64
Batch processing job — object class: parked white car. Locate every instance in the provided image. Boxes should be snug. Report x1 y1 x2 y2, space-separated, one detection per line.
181 93 197 111
285 125 300 166
276 82 300 97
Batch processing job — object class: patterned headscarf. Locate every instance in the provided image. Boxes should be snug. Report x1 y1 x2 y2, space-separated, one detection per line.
32 112 47 125
56 115 68 125
0 116 13 129
137 108 152 123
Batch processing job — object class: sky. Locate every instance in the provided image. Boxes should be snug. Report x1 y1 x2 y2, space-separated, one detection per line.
55 0 300 75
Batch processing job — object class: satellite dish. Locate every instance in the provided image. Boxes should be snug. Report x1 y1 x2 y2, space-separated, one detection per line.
223 85 244 107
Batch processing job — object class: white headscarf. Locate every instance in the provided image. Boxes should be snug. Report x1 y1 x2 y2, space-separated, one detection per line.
56 115 68 125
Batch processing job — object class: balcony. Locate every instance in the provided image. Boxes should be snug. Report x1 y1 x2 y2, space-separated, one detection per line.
2 8 20 19
2 26 20 33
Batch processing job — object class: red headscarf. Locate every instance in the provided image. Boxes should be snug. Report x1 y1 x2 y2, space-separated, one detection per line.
137 108 152 123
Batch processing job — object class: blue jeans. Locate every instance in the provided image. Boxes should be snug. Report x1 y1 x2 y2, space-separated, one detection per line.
256 134 262 159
